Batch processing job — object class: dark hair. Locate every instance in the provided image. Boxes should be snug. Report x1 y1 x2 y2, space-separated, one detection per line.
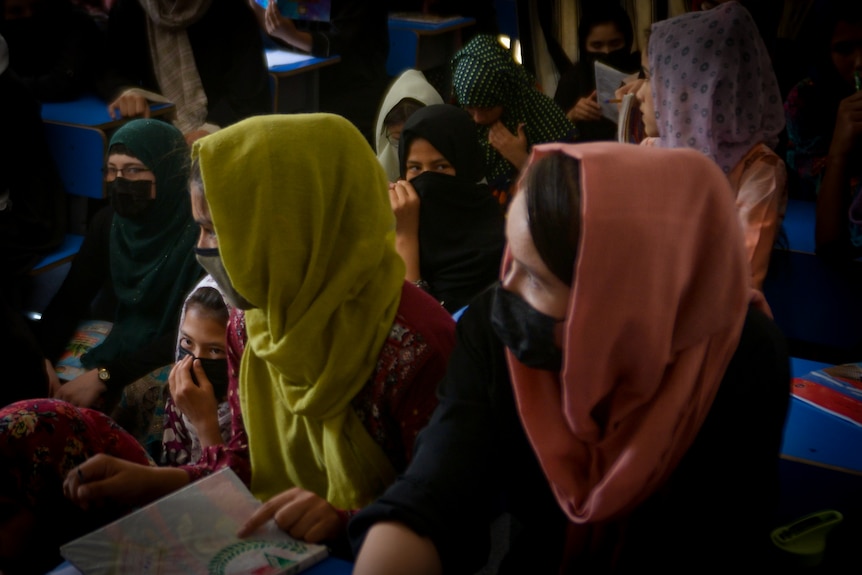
382 97 426 132
185 286 229 325
523 151 581 286
577 3 634 55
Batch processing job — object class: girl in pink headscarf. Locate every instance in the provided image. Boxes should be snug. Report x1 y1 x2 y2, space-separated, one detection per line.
636 1 787 290
348 141 790 574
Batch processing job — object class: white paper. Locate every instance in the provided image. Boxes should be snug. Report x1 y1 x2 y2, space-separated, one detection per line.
60 468 328 575
595 61 638 123
265 49 316 68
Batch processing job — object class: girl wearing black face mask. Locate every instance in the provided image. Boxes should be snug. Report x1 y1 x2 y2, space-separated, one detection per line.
553 5 641 142
351 144 791 574
162 281 231 467
390 104 506 314
35 119 202 412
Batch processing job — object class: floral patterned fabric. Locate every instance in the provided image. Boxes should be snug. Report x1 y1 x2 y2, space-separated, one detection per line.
0 399 153 510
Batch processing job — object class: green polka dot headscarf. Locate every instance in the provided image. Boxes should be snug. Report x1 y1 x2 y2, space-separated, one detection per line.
451 34 576 186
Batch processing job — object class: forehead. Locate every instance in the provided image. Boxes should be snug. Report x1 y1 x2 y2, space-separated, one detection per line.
107 153 144 165
587 22 624 41
406 137 446 160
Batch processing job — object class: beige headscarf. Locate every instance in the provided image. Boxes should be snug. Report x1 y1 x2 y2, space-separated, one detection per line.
373 69 444 182
138 0 212 134
508 142 749 526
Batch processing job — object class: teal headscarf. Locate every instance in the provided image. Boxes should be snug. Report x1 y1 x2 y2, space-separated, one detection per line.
82 119 201 370
452 35 576 188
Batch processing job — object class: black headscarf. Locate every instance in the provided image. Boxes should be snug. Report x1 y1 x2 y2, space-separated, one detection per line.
399 104 505 313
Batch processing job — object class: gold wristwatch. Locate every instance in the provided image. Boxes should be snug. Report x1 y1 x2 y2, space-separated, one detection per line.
97 367 111 382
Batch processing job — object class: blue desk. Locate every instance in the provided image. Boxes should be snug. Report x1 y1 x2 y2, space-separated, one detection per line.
41 95 175 201
763 199 862 360
386 14 476 77
780 358 862 473
266 49 341 114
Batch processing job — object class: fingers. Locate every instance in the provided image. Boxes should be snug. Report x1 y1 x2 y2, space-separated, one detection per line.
239 489 338 543
107 94 150 120
239 489 299 537
191 358 213 391
63 453 114 510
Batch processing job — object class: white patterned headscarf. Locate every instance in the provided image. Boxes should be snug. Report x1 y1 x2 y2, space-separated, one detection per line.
647 2 784 173
138 0 212 134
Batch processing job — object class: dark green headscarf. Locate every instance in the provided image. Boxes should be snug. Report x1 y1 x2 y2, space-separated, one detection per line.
82 119 201 369
451 34 576 187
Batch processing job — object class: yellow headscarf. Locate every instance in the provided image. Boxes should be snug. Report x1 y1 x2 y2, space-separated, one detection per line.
192 114 405 508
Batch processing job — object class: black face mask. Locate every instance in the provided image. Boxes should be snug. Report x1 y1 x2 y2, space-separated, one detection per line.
177 346 230 400
193 246 256 310
107 178 154 218
490 283 564 371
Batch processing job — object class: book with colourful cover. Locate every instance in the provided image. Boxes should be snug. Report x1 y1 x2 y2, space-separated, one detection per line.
791 363 862 427
54 319 113 381
60 468 329 575
255 0 331 22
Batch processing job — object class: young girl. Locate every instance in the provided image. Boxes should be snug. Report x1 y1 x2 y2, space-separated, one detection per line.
451 34 577 207
162 281 232 466
389 104 505 313
553 4 641 142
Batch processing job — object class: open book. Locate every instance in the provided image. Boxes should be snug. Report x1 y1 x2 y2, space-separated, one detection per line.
594 61 638 123
60 468 328 575
791 363 862 427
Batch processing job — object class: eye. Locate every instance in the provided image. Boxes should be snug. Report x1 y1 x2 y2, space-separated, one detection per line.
210 347 226 357
180 337 193 349
435 163 452 172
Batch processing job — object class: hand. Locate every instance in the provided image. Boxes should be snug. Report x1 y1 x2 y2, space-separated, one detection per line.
45 359 62 397
829 90 862 158
265 2 299 45
62 454 187 510
184 129 210 145
107 91 150 120
169 356 222 446
388 180 421 238
488 121 529 170
567 90 603 122
615 78 645 100
238 487 342 543
53 369 106 408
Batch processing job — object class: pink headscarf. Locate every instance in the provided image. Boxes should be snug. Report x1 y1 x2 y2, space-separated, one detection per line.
507 141 750 525
648 1 784 173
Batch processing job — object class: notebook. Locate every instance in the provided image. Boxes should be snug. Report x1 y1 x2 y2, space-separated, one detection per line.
60 467 329 575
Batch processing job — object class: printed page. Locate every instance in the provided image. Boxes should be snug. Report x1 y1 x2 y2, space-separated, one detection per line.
60 468 328 575
594 61 637 123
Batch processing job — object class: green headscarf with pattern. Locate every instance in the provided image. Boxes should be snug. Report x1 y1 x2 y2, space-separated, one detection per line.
452 34 576 188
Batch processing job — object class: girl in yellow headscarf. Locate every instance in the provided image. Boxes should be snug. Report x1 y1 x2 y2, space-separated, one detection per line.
195 113 455 539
